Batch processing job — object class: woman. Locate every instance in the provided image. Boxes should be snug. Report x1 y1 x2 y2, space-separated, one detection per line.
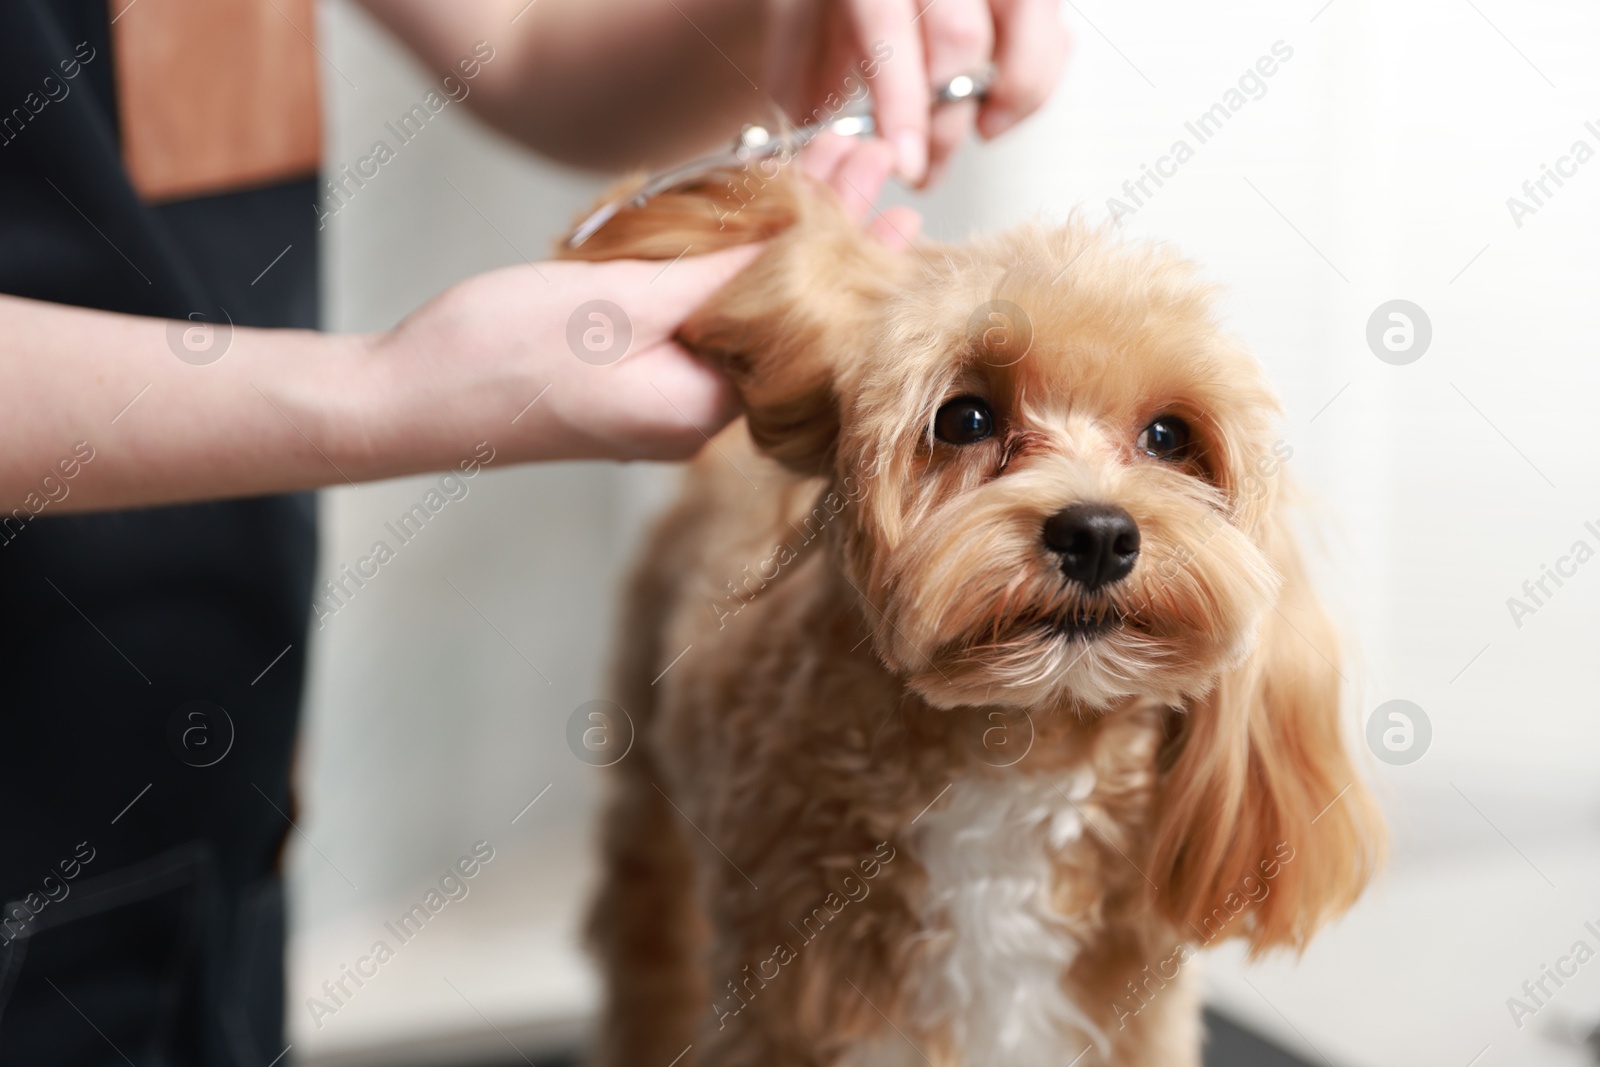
0 0 1066 1062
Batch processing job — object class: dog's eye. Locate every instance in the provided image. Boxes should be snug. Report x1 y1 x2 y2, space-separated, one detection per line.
1138 416 1191 461
934 397 995 444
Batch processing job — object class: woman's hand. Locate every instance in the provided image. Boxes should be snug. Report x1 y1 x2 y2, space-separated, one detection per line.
361 136 921 467
0 139 919 514
766 0 1071 186
360 0 1068 181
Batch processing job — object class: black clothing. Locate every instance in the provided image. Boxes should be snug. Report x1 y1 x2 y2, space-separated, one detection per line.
0 3 319 1064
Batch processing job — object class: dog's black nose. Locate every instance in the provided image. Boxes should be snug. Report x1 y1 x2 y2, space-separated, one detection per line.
1043 504 1140 590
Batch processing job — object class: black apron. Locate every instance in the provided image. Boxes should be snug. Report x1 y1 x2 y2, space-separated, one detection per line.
0 3 318 1064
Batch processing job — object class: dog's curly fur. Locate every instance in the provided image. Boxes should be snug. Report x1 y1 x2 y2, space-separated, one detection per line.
561 167 1383 1067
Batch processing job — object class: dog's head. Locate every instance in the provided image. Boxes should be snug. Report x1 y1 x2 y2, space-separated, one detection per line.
837 233 1288 714
565 168 1380 951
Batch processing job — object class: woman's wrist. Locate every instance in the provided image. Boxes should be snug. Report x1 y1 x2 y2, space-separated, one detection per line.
304 328 409 484
338 308 549 480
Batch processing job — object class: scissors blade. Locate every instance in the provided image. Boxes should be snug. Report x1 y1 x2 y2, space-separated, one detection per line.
564 70 986 249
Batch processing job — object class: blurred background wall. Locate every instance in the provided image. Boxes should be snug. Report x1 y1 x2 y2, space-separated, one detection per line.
290 2 1600 1065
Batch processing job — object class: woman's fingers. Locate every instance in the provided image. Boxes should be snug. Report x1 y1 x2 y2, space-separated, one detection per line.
616 244 763 341
918 0 994 184
980 0 1069 139
614 338 742 454
797 128 857 186
799 135 923 247
844 0 930 184
827 135 894 221
870 204 923 249
788 0 1068 184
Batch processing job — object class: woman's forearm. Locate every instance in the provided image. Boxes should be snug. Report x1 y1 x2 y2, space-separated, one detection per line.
1 293 382 515
356 0 766 170
2 246 763 517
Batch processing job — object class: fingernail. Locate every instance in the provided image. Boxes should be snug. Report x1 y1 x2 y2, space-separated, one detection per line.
892 131 927 185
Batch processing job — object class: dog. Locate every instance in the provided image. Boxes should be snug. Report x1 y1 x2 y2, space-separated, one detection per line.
561 162 1383 1067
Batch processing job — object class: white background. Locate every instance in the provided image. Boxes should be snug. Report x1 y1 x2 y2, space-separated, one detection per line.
290 2 1600 1064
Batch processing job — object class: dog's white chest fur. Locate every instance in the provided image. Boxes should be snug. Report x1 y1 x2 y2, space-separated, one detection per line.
845 771 1107 1067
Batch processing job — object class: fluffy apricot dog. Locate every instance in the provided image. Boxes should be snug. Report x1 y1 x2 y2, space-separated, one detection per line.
562 163 1382 1067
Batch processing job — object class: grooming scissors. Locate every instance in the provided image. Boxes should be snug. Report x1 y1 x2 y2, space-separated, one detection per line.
565 69 993 249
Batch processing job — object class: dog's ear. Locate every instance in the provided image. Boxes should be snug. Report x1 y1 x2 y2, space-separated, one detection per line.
1147 507 1383 953
560 170 910 474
